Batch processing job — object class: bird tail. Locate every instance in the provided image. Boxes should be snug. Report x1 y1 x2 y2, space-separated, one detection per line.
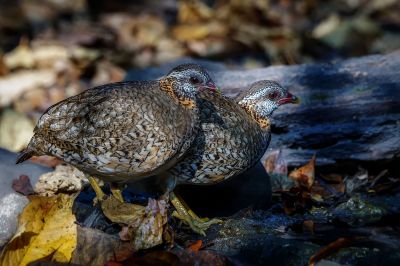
16 148 35 164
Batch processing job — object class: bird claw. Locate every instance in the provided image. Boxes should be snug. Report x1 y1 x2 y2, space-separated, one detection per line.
172 211 223 236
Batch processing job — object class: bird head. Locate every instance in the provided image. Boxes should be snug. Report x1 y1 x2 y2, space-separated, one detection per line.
236 80 299 128
161 64 218 108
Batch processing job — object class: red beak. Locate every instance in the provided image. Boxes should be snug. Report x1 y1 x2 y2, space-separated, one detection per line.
277 92 300 105
202 81 220 93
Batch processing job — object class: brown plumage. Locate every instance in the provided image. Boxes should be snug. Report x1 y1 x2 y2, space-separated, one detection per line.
17 64 217 184
167 80 299 186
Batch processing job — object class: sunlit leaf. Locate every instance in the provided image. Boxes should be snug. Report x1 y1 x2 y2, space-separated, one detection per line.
187 240 203 252
289 154 316 189
0 194 77 266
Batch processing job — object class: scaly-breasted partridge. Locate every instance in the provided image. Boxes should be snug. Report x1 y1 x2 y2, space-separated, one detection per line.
165 80 299 235
17 64 217 201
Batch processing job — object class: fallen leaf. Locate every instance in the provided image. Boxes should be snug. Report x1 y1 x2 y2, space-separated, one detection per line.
12 175 35 196
264 149 288 176
0 108 35 152
310 193 323 202
0 53 8 76
101 195 145 225
29 155 63 168
172 24 212 41
0 194 77 266
289 154 316 189
177 0 213 24
187 240 203 252
123 197 168 251
101 195 168 251
91 60 126 87
0 69 56 108
3 38 35 69
72 226 133 266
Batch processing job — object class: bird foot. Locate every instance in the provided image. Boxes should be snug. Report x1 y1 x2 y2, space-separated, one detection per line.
172 211 223 236
87 176 125 203
110 187 124 203
87 176 106 203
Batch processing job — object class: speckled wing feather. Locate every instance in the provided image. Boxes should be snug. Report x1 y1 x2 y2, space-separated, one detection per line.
169 90 270 185
28 81 197 182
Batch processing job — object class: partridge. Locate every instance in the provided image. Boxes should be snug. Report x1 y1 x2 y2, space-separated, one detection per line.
165 80 299 234
17 64 217 201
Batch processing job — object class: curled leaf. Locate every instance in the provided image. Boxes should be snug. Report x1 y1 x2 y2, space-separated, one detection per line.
12 175 34 196
187 240 203 253
264 149 288 176
289 154 316 189
101 195 168 251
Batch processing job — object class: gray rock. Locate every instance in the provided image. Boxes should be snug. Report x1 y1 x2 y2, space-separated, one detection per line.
0 148 51 247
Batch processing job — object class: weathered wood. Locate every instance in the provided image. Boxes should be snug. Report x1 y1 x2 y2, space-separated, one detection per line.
126 52 400 166
214 52 400 166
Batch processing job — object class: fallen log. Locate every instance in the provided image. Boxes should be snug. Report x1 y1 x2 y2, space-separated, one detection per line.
215 51 400 166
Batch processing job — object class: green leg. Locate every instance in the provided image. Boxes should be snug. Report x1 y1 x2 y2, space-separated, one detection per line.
170 191 222 236
87 176 106 201
110 183 124 203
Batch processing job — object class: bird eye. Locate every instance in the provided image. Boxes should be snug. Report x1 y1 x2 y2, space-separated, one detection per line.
190 76 201 84
268 91 278 99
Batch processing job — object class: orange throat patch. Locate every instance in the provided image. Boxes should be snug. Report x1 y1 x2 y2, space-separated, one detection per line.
179 98 196 109
257 118 271 130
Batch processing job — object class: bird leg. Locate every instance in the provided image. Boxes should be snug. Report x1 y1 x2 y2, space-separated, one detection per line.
87 177 124 203
110 182 124 203
87 176 106 202
160 175 222 235
169 191 222 236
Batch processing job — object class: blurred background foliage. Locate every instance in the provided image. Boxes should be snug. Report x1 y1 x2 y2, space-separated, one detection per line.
0 0 399 151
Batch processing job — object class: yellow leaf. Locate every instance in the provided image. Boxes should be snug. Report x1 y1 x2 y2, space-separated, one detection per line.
177 0 213 24
0 194 77 266
101 195 145 224
172 25 211 41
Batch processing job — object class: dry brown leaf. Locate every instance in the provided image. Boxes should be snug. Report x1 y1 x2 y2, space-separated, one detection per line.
289 154 316 188
101 195 145 225
187 240 203 253
91 60 126 87
172 24 212 41
72 226 133 266
118 197 168 251
0 53 8 76
0 109 35 152
0 69 56 108
0 194 77 266
29 155 63 168
100 195 167 251
12 175 34 196
3 39 35 69
264 149 288 176
177 0 213 24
